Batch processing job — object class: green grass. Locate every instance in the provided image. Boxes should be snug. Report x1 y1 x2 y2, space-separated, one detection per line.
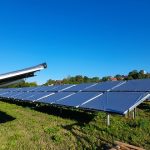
0 100 149 150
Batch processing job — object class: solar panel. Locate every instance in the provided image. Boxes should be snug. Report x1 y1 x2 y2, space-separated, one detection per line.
0 89 6 93
5 92 23 98
29 86 59 92
18 87 39 92
55 92 102 107
12 92 33 99
25 85 75 92
63 83 96 92
0 88 11 92
0 79 150 115
80 92 149 115
83 81 125 92
3 88 14 92
112 79 150 92
10 88 22 92
49 85 75 92
20 92 55 102
0 91 9 96
38 92 75 104
0 92 18 98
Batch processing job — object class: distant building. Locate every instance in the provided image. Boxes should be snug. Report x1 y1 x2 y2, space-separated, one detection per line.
110 77 117 81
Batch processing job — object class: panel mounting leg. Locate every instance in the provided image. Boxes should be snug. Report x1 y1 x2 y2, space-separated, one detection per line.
134 107 137 116
132 108 136 119
107 113 110 126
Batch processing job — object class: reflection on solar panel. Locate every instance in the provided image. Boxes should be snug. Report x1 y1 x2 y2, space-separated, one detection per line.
83 81 125 92
80 92 149 114
21 92 55 101
63 83 96 92
0 91 8 96
24 85 75 92
38 92 75 104
0 79 150 116
18 87 39 92
4 92 23 98
0 92 18 98
112 79 150 92
27 86 59 92
55 92 103 107
49 84 75 92
12 92 33 99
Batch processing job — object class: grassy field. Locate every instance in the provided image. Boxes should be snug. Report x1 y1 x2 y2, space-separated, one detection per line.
0 99 149 150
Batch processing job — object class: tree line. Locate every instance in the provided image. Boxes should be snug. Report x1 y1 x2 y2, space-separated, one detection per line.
7 81 37 88
7 70 150 87
44 70 150 85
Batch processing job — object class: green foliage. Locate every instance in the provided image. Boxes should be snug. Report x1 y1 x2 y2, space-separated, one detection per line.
44 127 60 134
44 75 101 85
114 74 124 80
7 80 37 88
101 76 111 82
51 134 62 143
127 70 150 80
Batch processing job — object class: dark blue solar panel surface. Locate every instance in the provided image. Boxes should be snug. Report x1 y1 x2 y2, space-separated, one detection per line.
0 92 18 98
63 83 96 92
6 92 23 98
80 92 148 114
49 85 75 92
112 79 150 92
12 92 33 99
10 88 22 92
0 88 12 92
18 87 38 92
15 92 36 100
30 86 59 91
21 92 54 101
3 88 13 92
38 92 75 104
28 85 75 92
0 91 9 96
0 90 7 94
83 81 125 92
55 92 102 107
0 79 150 115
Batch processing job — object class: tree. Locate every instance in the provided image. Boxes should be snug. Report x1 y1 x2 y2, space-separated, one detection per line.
128 70 139 79
101 76 111 82
44 79 56 86
114 74 123 80
91 77 100 83
75 75 84 83
83 76 90 83
8 81 37 88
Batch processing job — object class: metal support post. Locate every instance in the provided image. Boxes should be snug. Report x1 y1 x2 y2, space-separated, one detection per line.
107 113 110 126
132 107 136 119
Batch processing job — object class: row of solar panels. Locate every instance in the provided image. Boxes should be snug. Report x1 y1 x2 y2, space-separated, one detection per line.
1 79 150 92
0 90 149 115
0 79 150 115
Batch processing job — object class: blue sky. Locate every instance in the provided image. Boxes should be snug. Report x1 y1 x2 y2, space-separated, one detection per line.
0 0 150 84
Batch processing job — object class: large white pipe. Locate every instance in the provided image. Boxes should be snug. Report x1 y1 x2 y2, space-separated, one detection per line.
0 63 47 86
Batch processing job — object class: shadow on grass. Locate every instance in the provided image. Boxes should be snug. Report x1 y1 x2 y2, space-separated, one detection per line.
0 111 16 123
0 99 95 123
34 105 96 123
138 101 150 112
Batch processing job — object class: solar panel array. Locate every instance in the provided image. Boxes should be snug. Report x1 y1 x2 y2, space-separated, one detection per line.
0 79 150 115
